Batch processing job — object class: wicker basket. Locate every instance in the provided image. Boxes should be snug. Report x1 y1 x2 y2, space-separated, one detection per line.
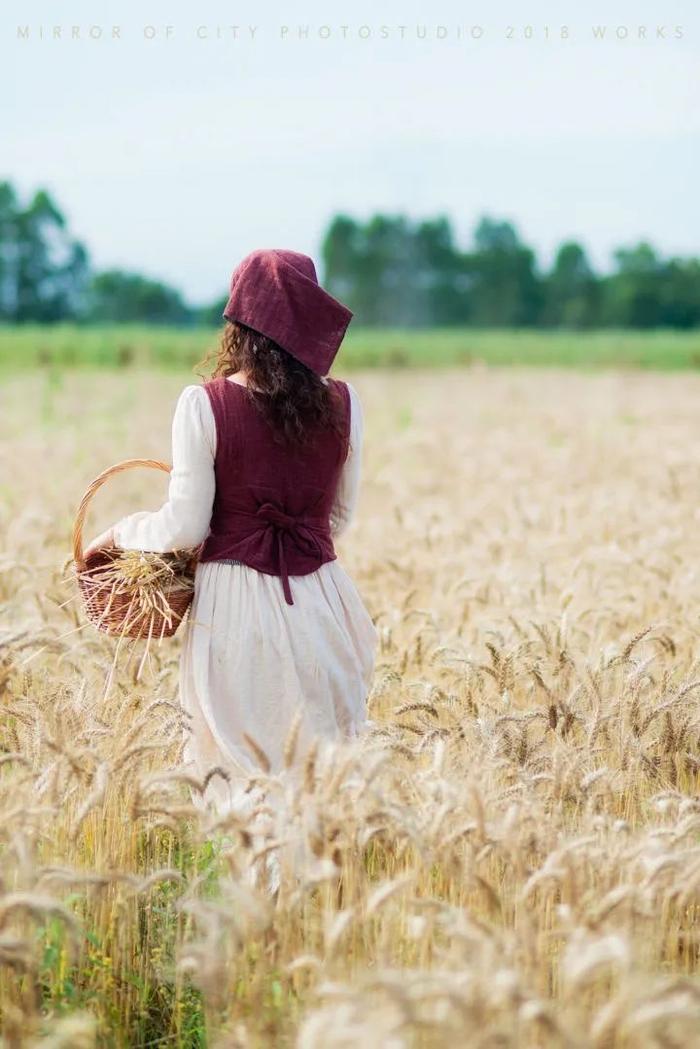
72 458 199 640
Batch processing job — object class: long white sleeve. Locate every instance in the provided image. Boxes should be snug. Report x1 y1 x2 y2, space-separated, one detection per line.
112 385 216 552
330 382 364 540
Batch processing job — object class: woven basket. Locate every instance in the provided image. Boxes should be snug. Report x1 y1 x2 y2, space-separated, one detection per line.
72 458 199 640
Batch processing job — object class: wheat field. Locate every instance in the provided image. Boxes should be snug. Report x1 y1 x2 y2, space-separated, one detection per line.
2 366 700 1048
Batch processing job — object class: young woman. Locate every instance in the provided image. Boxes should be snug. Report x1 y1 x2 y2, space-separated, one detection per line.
85 249 378 815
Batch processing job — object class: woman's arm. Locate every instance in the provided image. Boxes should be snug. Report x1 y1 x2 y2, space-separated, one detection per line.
330 381 365 540
90 385 217 554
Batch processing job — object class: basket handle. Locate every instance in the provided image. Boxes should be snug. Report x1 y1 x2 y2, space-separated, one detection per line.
72 458 171 571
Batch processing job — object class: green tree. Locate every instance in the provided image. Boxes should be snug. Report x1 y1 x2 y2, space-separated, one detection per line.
88 270 192 325
323 213 468 326
0 181 19 320
467 217 543 326
353 215 412 324
602 243 663 328
543 242 600 328
199 294 229 327
0 185 89 322
658 258 700 329
414 216 469 325
14 189 89 322
322 214 363 305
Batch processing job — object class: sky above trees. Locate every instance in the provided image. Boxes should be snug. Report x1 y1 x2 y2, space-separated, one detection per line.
2 0 698 302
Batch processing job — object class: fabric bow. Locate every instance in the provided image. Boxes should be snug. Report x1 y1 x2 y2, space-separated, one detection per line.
255 502 326 605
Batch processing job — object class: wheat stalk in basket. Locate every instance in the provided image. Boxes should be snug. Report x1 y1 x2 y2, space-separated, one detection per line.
72 459 200 643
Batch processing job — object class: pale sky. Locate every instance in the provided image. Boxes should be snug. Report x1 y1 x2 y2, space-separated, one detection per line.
2 0 698 304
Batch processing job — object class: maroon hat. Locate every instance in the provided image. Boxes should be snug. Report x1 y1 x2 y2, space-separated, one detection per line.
222 248 353 376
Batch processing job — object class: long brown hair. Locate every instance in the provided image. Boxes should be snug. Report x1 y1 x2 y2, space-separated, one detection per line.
195 319 347 448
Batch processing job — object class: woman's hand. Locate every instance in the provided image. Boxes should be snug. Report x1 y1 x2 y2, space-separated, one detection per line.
84 526 117 560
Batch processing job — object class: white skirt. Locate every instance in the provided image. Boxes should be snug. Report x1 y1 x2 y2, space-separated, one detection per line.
179 558 378 815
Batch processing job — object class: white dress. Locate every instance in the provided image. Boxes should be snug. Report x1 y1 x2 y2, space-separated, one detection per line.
112 377 378 814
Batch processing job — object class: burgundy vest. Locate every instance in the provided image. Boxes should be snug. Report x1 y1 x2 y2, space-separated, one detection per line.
198 376 351 606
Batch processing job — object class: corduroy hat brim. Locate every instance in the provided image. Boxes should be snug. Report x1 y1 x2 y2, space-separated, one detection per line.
223 248 353 376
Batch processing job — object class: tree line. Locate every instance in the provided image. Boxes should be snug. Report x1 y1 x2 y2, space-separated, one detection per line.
322 215 700 329
1 181 698 329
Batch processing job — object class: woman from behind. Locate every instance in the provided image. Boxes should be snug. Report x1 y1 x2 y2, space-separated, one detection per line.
86 249 378 820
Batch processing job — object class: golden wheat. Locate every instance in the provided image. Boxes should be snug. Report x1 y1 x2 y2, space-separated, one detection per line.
1 367 700 1047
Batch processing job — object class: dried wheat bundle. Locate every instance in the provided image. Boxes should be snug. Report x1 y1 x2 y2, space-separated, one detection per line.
78 548 196 639
72 459 199 642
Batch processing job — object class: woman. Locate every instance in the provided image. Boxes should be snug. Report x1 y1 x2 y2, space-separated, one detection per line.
86 249 378 816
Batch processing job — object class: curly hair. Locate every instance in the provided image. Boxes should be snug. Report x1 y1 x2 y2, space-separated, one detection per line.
195 319 347 448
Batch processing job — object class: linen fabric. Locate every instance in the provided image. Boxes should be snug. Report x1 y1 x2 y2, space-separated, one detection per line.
198 375 351 606
222 249 353 375
111 378 378 814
